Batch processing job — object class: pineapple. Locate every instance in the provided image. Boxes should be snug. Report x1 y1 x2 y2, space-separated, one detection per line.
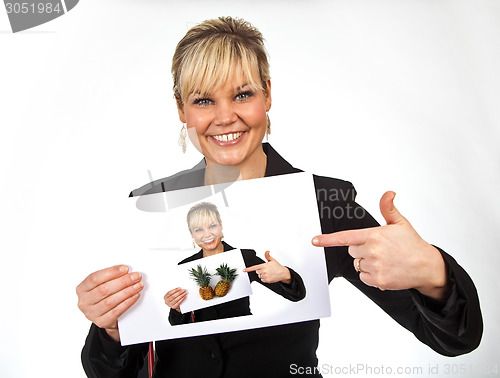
214 263 238 297
189 265 214 300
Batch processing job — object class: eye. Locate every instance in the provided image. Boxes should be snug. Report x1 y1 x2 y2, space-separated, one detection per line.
235 91 254 101
194 228 203 233
192 97 213 107
209 224 217 229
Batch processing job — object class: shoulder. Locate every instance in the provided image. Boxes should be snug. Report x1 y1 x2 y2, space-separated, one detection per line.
240 249 264 267
240 249 257 258
264 144 357 202
313 174 357 203
129 160 206 197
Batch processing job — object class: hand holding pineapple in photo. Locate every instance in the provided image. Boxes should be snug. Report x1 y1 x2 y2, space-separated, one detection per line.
164 287 187 313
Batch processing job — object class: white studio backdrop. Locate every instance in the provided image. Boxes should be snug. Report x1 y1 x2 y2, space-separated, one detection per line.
0 0 498 377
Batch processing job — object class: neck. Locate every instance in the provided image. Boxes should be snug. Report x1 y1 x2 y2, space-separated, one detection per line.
202 243 224 257
204 146 267 185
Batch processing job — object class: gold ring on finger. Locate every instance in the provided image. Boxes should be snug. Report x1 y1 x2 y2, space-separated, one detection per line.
355 258 365 273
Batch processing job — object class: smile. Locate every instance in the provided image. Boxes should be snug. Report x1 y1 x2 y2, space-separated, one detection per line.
211 132 243 143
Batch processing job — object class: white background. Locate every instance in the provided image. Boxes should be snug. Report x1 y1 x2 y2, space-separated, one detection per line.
0 0 499 377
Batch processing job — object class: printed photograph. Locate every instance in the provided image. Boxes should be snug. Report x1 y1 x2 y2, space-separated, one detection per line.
117 173 329 345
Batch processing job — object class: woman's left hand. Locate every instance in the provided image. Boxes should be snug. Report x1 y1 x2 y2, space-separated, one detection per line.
312 191 451 300
244 251 292 284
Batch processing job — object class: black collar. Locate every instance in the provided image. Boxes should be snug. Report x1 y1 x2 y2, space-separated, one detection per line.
262 143 302 177
198 241 235 254
131 143 302 197
190 142 301 177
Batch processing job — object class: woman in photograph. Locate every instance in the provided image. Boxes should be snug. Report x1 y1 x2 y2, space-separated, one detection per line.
164 201 305 326
76 16 482 378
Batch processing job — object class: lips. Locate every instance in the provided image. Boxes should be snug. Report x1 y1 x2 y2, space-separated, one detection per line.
210 132 244 144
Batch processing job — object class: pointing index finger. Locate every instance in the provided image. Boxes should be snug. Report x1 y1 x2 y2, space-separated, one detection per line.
243 263 265 273
312 229 370 247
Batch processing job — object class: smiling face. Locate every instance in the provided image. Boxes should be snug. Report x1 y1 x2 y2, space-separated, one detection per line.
178 73 271 175
172 17 273 180
190 218 223 252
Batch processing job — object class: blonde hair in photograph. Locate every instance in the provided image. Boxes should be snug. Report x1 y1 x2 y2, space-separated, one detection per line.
187 202 222 233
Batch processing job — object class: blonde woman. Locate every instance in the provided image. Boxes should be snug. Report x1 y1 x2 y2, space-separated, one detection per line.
164 202 305 325
77 17 482 378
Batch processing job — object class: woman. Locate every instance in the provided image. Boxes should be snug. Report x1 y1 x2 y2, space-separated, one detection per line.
165 202 305 325
77 16 482 378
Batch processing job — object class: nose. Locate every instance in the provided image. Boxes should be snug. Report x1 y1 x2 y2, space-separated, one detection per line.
214 100 237 126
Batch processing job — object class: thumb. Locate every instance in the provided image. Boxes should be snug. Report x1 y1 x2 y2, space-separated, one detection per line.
380 191 406 225
264 250 276 262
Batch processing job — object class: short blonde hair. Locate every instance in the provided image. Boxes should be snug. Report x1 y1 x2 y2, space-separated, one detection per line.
172 16 270 106
187 202 222 233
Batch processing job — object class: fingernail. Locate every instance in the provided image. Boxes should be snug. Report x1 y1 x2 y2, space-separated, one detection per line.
120 265 128 273
131 272 141 281
134 282 144 290
312 238 319 245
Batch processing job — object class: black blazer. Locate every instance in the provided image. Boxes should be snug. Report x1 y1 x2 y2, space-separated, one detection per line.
168 241 306 325
82 143 482 378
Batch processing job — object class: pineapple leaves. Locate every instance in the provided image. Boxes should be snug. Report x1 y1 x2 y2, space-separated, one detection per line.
188 263 238 299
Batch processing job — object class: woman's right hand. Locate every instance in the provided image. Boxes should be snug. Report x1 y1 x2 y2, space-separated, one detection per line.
164 288 187 312
76 265 144 342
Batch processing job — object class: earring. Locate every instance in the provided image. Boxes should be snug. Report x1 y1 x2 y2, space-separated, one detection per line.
178 124 188 153
192 239 197 248
266 113 271 141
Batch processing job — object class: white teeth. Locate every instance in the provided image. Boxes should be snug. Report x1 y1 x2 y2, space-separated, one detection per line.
213 132 242 142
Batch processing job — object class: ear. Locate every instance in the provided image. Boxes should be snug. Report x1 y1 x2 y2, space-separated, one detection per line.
264 80 272 112
177 99 187 123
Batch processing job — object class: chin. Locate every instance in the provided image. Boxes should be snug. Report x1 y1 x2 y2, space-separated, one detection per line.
206 240 222 250
209 151 249 167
